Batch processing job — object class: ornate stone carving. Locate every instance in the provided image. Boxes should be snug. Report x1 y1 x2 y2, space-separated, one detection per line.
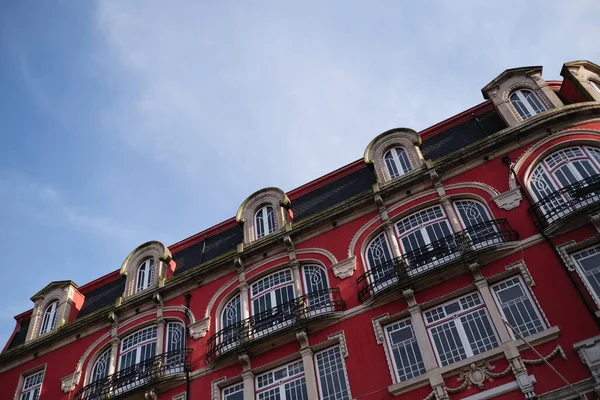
445 362 512 393
402 288 416 307
327 331 348 357
296 331 309 348
284 235 295 252
492 188 523 210
521 345 567 365
144 389 158 400
211 378 226 400
331 257 356 279
505 260 536 287
238 353 251 370
591 213 600 233
189 317 210 339
371 314 389 345
61 371 81 393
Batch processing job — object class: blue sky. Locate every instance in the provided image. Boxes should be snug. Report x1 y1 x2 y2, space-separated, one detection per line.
1 1 599 347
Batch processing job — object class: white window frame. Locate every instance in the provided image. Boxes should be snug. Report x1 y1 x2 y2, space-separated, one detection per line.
91 348 111 383
384 146 413 180
250 269 296 316
425 292 499 367
221 383 244 400
255 360 306 399
590 80 600 95
39 300 58 335
510 89 546 120
383 318 426 383
19 370 45 400
136 258 155 293
315 346 352 400
572 245 600 307
490 276 546 339
255 205 277 239
118 326 158 371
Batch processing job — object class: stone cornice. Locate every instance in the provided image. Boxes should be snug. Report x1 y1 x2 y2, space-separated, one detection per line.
3 102 599 367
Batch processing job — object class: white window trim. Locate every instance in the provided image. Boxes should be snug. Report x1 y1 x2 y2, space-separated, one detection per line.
118 326 158 371
39 300 59 335
254 205 276 239
18 369 45 400
383 318 426 384
510 89 546 120
221 382 243 400
136 258 155 293
250 270 296 317
255 359 305 397
315 346 352 400
490 276 546 340
571 245 600 307
425 293 499 367
384 147 413 180
590 80 600 95
302 264 330 294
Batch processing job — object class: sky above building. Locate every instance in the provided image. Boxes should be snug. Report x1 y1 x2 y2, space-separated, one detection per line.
1 0 599 347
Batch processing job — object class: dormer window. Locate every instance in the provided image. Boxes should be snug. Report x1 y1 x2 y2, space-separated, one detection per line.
591 80 600 95
510 89 546 120
255 205 276 239
39 300 58 335
136 258 155 292
384 147 413 180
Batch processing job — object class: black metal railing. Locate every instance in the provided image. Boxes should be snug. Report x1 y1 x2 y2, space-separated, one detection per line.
205 288 345 363
74 348 191 400
528 174 600 230
357 219 519 302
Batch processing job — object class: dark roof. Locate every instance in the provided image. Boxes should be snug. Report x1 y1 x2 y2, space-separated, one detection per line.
6 319 30 350
173 224 244 276
77 276 126 319
291 166 374 222
420 109 506 160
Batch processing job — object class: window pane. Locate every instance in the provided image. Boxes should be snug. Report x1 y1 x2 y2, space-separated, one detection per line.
510 93 531 119
430 321 466 366
223 383 244 400
385 321 425 382
285 377 308 400
316 347 351 400
460 309 498 355
493 277 545 338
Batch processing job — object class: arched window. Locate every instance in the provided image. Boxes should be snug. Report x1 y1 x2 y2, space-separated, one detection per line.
384 147 413 180
510 89 546 120
39 300 58 335
453 200 497 246
302 265 330 312
91 349 111 383
251 270 295 335
364 232 396 292
590 80 600 95
220 295 242 348
165 322 186 371
255 205 276 239
119 326 157 371
136 258 155 293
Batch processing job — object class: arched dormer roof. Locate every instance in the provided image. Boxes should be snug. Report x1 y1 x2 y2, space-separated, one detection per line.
364 128 424 184
120 240 172 297
236 187 291 243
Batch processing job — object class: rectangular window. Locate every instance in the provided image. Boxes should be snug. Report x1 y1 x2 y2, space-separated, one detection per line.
384 319 426 382
222 383 243 400
572 246 600 304
256 360 307 400
491 277 546 338
425 293 498 367
19 370 45 400
315 346 351 400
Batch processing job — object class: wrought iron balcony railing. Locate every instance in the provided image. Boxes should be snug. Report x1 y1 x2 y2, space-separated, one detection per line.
528 174 600 230
205 288 345 364
357 219 519 303
74 348 191 400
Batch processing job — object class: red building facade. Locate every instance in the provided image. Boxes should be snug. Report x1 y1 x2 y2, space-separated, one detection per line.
3 60 600 400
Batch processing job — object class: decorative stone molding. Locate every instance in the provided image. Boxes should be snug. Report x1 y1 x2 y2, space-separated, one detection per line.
327 331 349 358
189 317 210 339
521 345 567 365
238 353 251 370
211 378 227 400
372 314 390 345
363 127 425 184
505 260 536 287
331 257 356 279
172 393 186 400
26 280 81 342
561 60 600 102
482 65 562 127
296 331 309 349
492 188 523 210
236 187 291 243
61 370 81 393
574 335 600 393
445 362 512 393
591 213 600 233
120 241 172 298
402 288 416 307
144 389 158 400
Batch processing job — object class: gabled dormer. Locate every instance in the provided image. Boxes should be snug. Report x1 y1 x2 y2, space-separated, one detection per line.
482 66 563 127
561 60 600 102
26 280 83 342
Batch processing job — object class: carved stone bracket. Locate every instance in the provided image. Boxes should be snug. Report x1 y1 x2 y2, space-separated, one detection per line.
372 314 390 345
238 353 251 371
296 331 309 349
445 361 512 394
61 371 81 393
189 317 210 339
492 188 523 210
505 260 536 287
591 213 600 233
331 257 356 279
144 389 158 400
327 331 348 357
402 288 416 307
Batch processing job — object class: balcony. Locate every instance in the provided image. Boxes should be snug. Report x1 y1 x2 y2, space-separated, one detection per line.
74 348 191 400
357 219 519 303
528 174 600 232
205 288 345 364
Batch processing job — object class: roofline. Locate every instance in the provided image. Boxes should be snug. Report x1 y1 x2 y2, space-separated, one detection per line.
419 100 493 140
169 217 238 253
78 270 121 295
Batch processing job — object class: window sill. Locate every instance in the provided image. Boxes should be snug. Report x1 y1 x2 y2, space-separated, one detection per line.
387 373 430 396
